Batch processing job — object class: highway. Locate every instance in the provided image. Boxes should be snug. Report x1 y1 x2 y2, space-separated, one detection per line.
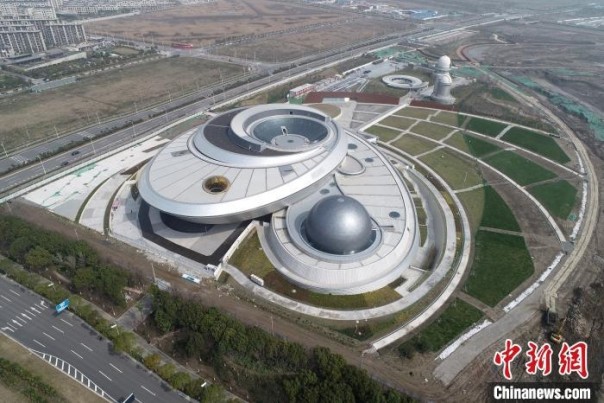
0 275 186 403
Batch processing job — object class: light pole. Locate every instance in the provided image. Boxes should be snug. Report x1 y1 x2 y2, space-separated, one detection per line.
36 156 46 175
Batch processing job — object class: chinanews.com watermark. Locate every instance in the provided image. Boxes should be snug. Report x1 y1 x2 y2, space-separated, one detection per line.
487 339 596 402
488 382 596 402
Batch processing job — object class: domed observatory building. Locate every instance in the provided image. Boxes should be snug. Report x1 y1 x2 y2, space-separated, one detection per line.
138 104 420 295
431 55 456 105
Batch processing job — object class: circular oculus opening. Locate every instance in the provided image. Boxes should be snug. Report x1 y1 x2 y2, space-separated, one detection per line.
203 176 230 194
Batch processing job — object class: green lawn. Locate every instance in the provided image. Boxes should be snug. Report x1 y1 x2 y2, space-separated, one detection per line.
420 150 484 190
502 127 570 164
464 231 534 307
365 125 402 142
395 107 434 120
481 186 521 231
378 115 416 131
490 87 517 103
263 270 401 310
410 121 454 140
446 132 501 157
529 180 578 219
465 117 508 137
484 151 557 186
457 187 485 234
229 232 274 278
430 111 465 127
392 135 438 156
397 299 483 357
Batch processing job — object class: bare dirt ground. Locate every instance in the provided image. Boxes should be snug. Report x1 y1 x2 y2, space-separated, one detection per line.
88 0 409 62
0 58 240 148
89 0 351 46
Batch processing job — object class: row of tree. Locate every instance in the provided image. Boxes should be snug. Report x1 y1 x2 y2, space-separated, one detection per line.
150 286 415 403
0 215 137 307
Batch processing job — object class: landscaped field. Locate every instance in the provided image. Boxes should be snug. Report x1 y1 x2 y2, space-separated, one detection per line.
528 180 578 219
378 115 416 131
395 107 434 120
410 121 454 140
446 132 501 157
263 270 401 310
484 151 557 186
480 186 521 231
392 135 438 156
502 126 570 164
365 125 402 142
397 299 483 357
463 230 533 307
420 150 484 190
430 111 465 127
457 187 485 233
229 232 274 278
465 117 508 137
0 57 240 149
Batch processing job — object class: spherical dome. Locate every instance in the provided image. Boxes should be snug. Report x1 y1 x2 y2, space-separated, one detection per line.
437 55 451 71
305 195 373 255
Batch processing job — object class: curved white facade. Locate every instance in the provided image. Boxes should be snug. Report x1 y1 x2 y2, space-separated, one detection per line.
138 105 348 223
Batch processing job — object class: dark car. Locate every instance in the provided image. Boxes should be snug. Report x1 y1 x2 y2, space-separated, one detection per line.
71 150 80 156
61 161 70 167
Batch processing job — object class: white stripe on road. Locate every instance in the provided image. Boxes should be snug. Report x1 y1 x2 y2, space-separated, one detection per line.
43 332 55 341
98 370 112 382
1 295 11 302
33 339 46 348
80 343 93 352
51 325 64 334
30 306 41 314
1 326 14 333
140 385 156 396
60 318 73 327
25 309 36 317
9 290 20 296
16 317 26 325
11 319 22 327
21 313 32 321
109 363 123 373
71 350 83 359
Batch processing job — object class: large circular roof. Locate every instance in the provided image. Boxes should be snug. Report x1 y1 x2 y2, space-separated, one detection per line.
305 195 373 255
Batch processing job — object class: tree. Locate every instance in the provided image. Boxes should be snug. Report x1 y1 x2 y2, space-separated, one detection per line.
157 363 176 380
199 384 226 403
169 371 190 390
143 353 161 371
73 267 96 291
112 332 135 354
24 246 53 271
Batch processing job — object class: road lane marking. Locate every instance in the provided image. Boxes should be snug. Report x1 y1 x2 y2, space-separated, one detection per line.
43 332 55 341
71 350 83 359
33 339 46 348
1 295 11 302
21 313 32 321
9 290 20 296
11 319 22 327
140 385 156 396
5 323 16 331
60 318 73 327
25 309 36 316
109 363 123 373
15 317 26 325
98 370 112 382
51 325 64 334
1 326 14 333
30 306 41 314
80 343 93 352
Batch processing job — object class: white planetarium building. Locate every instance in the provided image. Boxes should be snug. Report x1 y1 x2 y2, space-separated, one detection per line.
138 104 420 294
